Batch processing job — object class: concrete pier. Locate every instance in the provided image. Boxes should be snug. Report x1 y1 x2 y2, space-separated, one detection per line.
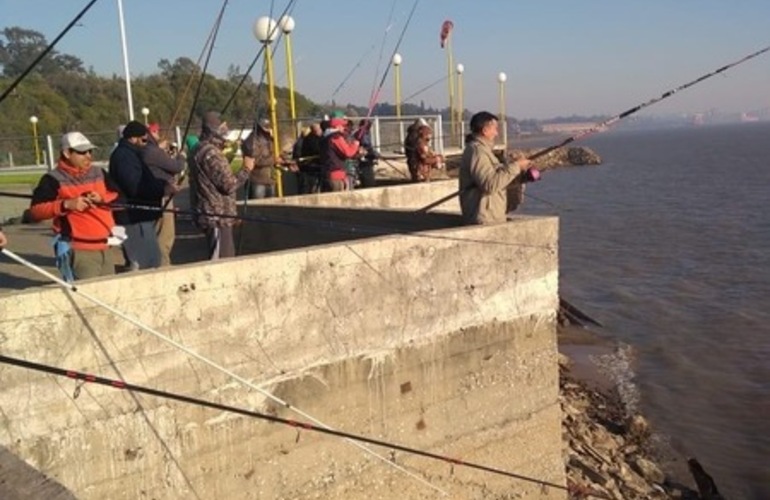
0 180 564 499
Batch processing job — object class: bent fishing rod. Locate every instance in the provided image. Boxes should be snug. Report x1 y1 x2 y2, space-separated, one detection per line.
416 44 770 214
0 0 101 105
0 353 607 499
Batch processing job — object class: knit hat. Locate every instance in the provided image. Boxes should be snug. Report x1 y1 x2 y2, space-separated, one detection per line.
201 111 228 138
331 110 345 118
147 122 161 135
122 120 148 139
185 135 200 151
329 117 347 129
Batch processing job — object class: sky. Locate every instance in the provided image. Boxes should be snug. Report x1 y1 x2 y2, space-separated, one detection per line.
1 0 769 120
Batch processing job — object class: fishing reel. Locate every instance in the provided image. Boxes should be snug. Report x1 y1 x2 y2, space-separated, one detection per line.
523 167 541 183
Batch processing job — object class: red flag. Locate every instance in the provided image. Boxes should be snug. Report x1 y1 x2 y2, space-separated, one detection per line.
440 20 454 48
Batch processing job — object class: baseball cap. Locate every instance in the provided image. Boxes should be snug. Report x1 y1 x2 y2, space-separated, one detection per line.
147 122 161 135
61 132 97 152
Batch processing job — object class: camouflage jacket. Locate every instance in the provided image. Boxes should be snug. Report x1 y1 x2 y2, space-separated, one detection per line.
192 136 249 228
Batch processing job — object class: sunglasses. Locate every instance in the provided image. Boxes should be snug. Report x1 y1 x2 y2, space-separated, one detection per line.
70 149 94 156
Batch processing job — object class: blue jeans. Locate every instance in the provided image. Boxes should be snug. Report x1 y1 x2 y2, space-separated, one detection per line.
122 221 161 270
249 183 275 199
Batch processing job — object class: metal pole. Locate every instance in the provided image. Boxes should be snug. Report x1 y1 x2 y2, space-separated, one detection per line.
264 43 283 197
499 80 507 150
395 64 402 118
285 32 297 136
31 119 41 164
46 134 55 171
117 0 135 121
445 36 455 147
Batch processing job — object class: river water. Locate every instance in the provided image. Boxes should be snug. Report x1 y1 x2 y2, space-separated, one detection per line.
519 122 770 499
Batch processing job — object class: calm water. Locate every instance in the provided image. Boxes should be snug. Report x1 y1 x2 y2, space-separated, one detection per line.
520 122 770 499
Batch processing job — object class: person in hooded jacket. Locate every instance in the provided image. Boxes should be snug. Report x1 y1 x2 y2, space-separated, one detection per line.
320 117 360 191
143 123 185 266
191 111 254 259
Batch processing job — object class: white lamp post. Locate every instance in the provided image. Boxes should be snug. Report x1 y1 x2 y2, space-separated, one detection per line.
279 15 297 134
29 116 41 165
253 16 282 196
498 72 508 149
141 107 150 125
117 0 135 121
456 63 464 142
392 53 403 118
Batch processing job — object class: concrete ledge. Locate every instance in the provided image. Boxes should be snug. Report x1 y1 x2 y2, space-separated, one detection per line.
0 181 562 499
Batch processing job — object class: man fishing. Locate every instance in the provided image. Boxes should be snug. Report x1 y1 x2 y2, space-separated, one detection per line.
458 111 532 225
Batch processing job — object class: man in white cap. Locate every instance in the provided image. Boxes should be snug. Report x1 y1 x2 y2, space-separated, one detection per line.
29 132 121 281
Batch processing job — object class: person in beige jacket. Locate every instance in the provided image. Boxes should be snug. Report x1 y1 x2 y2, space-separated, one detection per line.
459 111 531 224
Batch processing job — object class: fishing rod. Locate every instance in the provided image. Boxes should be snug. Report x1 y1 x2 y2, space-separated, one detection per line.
416 44 770 214
0 0 101 105
329 44 377 100
402 74 449 104
364 0 422 119
366 0 399 110
0 353 607 499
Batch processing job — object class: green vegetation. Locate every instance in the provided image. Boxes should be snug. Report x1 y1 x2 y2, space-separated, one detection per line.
0 173 42 186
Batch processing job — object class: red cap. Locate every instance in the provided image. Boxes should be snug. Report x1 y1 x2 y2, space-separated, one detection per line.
147 123 161 135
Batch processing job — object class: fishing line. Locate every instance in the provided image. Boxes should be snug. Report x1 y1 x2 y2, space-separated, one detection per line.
365 0 422 119
367 0 399 111
220 0 299 114
0 0 101 105
0 352 609 498
0 248 448 495
416 44 770 214
102 200 553 251
402 74 449 104
329 44 377 100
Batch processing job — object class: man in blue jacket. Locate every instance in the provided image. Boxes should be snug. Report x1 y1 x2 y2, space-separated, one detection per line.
109 121 174 270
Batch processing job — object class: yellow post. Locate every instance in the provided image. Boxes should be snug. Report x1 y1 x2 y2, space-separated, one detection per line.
395 62 402 118
264 42 283 197
498 72 508 150
285 31 297 134
456 64 464 145
445 36 455 147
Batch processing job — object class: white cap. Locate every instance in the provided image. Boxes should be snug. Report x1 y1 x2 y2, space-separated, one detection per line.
61 132 97 152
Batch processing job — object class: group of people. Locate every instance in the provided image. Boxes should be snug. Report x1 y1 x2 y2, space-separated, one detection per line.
17 108 532 282
28 120 183 281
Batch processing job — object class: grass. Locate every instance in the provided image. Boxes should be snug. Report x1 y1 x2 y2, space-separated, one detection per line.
0 173 43 186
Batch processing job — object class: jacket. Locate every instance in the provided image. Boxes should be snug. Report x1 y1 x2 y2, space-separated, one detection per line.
29 159 119 250
320 130 359 175
192 135 249 228
241 130 275 185
458 137 521 225
109 138 166 224
142 135 184 182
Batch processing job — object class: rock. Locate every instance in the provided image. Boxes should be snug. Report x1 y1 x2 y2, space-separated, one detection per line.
631 456 666 484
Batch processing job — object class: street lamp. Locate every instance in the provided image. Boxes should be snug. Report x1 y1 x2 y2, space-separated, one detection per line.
392 53 402 118
456 63 464 143
497 72 508 149
117 0 135 121
141 107 150 125
29 116 41 165
279 15 297 135
253 16 282 196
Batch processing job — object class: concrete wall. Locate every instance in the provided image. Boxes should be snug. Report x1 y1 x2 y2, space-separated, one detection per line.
0 181 563 499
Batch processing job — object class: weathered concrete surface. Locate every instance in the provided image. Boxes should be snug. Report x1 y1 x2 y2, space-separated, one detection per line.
0 181 563 499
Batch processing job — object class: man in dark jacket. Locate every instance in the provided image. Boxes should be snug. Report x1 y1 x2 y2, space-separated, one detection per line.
143 123 184 266
109 121 171 270
192 111 253 259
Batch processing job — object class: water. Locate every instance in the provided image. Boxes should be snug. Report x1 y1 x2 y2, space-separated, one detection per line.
520 122 770 499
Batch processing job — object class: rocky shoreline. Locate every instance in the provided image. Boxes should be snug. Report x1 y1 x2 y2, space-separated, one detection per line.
558 328 723 500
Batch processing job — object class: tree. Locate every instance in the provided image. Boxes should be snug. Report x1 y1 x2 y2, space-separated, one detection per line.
0 27 85 78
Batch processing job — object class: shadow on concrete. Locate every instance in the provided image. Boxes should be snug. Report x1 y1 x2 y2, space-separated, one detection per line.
0 446 76 500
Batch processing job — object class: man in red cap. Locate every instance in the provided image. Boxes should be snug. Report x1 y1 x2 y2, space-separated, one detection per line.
320 117 361 191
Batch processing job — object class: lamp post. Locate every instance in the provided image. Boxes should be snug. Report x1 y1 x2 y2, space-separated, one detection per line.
279 15 297 136
392 53 402 118
497 72 508 150
456 63 464 144
29 116 41 165
253 16 282 196
117 0 135 121
141 107 150 125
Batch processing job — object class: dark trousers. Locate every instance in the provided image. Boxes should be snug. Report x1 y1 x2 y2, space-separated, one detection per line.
205 226 235 260
123 221 161 270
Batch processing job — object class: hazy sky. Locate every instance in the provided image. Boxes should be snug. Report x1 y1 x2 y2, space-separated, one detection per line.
1 0 768 119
